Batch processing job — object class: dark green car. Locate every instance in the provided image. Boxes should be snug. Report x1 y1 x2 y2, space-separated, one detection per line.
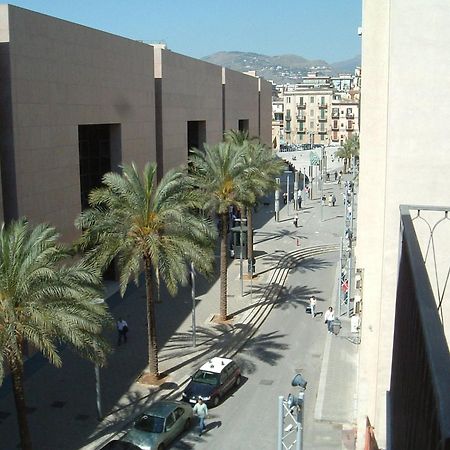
119 400 193 450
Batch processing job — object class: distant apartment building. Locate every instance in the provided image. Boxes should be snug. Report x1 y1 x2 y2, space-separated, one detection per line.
0 5 271 242
330 95 359 145
273 70 360 147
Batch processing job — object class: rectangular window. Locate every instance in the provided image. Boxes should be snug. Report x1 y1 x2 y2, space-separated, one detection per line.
299 97 304 105
321 96 325 105
320 134 325 141
309 121 314 128
187 120 206 154
287 96 291 103
310 109 314 116
238 119 249 132
310 96 314 104
320 123 325 132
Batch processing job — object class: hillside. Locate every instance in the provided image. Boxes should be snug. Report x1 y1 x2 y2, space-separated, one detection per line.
202 51 361 83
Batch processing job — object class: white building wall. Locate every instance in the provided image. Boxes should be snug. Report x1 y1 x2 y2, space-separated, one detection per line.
356 0 450 448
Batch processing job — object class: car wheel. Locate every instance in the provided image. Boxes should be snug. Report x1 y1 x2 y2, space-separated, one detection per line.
184 418 191 431
212 395 220 407
235 375 242 386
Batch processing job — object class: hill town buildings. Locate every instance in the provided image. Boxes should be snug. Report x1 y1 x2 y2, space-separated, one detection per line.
272 70 360 149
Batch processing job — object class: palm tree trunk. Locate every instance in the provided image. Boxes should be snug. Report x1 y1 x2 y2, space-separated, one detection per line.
246 207 254 277
10 359 32 450
144 256 159 378
219 212 228 320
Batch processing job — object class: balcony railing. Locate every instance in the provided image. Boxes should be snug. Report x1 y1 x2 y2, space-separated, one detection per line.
318 130 327 135
332 125 339 131
346 126 354 131
346 113 355 119
318 116 327 122
296 116 306 122
390 205 450 450
297 129 306 134
297 104 306 110
332 112 340 119
318 103 328 109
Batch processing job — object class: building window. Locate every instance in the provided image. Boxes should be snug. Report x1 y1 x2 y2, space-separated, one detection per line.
310 96 314 104
310 109 314 116
320 96 325 105
187 121 206 154
321 134 325 141
287 96 291 103
299 97 304 105
238 119 249 132
310 121 314 128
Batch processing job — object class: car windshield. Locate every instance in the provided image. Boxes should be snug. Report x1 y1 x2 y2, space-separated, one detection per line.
133 414 165 433
192 370 219 386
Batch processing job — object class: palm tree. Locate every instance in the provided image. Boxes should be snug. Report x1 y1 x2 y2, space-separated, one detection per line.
224 130 284 276
75 162 216 379
335 135 359 173
188 142 247 320
0 219 110 450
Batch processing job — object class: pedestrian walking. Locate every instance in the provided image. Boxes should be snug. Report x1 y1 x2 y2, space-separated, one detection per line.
193 398 208 436
293 214 299 228
332 194 336 206
334 171 337 181
298 194 302 209
324 307 334 334
117 318 128 345
283 192 287 205
321 195 326 206
328 194 333 207
309 295 317 318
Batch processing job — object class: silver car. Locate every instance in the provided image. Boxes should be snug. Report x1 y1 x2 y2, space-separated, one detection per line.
120 400 193 450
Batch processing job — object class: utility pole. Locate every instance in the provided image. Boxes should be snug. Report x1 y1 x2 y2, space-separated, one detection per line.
275 178 280 222
190 261 196 347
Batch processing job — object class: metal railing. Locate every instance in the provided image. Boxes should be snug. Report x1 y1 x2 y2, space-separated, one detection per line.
390 205 450 450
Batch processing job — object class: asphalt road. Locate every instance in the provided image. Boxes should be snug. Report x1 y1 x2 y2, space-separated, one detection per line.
172 251 341 450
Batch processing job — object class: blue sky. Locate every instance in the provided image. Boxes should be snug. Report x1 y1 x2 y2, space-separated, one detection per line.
9 0 362 62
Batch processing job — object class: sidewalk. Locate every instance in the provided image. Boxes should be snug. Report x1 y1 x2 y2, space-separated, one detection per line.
0 173 358 450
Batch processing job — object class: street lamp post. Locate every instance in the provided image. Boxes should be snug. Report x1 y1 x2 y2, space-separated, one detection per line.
235 217 247 297
91 298 104 421
275 177 280 222
190 261 196 347
294 171 299 211
284 170 293 217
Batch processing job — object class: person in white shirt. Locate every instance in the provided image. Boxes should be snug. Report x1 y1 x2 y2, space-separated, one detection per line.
117 318 128 345
193 398 208 436
324 307 334 334
309 296 317 318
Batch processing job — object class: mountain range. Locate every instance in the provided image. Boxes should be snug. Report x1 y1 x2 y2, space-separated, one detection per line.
201 51 361 84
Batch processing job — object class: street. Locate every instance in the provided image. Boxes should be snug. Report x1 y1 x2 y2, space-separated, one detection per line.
173 251 344 450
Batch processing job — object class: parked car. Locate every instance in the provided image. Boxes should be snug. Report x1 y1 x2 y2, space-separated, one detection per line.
182 357 241 407
119 400 193 450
